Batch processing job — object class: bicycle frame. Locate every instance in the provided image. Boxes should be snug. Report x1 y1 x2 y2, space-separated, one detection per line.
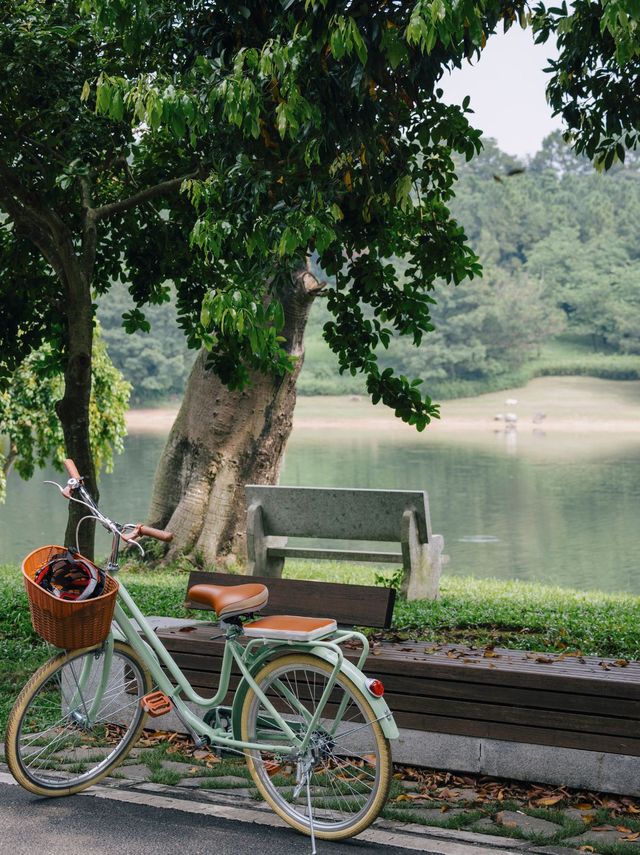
110 579 375 755
64 477 397 757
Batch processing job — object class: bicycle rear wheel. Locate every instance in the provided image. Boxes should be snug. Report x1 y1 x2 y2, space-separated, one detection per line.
6 640 152 796
240 653 391 840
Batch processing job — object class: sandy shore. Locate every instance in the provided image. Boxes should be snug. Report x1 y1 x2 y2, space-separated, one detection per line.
125 376 640 437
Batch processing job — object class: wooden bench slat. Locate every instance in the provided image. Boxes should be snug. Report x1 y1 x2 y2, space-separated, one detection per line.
154 623 640 756
166 654 640 739
184 570 395 629
161 640 640 727
162 643 640 729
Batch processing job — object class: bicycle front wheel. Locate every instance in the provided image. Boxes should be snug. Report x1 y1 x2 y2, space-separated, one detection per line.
6 640 152 796
240 653 391 841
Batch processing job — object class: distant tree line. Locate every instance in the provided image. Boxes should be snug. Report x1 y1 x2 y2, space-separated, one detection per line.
98 132 640 403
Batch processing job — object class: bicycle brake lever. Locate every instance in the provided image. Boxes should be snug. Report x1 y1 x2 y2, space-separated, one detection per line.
120 526 146 558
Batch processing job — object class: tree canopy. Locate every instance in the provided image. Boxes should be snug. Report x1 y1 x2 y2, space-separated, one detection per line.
3 0 640 549
90 0 640 428
91 0 545 429
0 0 211 551
534 0 640 167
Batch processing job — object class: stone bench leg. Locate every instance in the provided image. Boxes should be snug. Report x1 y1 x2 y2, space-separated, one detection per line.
400 510 443 600
246 502 285 577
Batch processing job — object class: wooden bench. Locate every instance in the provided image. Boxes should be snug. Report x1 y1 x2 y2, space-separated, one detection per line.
245 484 446 600
149 569 640 797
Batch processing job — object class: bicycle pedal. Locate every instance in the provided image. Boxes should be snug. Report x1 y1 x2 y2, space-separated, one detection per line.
141 691 173 717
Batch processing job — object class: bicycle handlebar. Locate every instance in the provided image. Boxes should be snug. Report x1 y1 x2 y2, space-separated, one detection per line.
121 524 174 543
61 458 174 544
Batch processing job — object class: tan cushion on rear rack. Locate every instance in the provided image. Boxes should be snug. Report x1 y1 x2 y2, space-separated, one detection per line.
243 615 337 642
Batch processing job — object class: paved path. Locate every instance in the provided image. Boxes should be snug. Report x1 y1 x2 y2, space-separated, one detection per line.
0 781 414 855
0 776 530 855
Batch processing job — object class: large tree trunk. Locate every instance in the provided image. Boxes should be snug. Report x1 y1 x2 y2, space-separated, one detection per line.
148 270 321 565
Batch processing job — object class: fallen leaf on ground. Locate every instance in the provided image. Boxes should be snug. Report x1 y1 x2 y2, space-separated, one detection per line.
535 795 564 806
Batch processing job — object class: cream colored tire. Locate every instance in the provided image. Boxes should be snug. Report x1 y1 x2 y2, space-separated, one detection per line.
240 653 391 840
6 641 152 797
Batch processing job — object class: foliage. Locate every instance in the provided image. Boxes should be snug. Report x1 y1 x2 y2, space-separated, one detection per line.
0 327 130 502
0 0 214 371
89 0 549 431
0 0 212 552
533 0 640 167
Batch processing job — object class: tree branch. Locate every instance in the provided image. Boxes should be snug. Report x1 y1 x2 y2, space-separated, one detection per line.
93 170 199 220
0 165 83 292
80 178 98 279
0 163 67 244
298 266 328 296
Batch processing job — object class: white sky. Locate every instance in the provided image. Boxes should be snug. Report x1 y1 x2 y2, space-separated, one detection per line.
441 25 562 159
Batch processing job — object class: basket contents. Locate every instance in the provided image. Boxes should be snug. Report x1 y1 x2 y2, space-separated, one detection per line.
22 545 118 649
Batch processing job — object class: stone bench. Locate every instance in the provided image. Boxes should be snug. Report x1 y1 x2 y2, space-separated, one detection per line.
245 484 446 600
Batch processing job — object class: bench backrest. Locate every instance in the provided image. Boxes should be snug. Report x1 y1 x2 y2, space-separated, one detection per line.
185 570 396 629
245 485 432 543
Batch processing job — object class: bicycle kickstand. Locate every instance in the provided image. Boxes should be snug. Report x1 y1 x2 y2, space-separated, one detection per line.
305 771 317 855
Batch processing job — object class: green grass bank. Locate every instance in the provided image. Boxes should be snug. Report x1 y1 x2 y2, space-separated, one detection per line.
2 561 640 735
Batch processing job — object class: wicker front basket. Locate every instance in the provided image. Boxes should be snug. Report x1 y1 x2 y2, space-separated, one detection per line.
22 545 119 650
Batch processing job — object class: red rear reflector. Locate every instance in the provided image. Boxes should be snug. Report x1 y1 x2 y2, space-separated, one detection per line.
366 678 385 697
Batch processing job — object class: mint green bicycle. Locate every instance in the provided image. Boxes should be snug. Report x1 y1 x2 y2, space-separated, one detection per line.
6 460 398 845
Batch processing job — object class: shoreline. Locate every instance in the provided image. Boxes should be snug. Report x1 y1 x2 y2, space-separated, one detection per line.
125 376 640 437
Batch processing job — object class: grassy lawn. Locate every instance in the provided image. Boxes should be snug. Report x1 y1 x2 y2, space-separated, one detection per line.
2 560 640 736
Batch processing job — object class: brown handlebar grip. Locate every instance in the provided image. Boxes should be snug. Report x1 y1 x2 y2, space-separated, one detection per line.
64 458 81 480
138 524 174 543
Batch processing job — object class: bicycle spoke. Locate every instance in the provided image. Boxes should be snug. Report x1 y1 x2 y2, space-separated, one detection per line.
11 645 148 791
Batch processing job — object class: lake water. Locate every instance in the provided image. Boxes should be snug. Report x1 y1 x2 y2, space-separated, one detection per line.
2 418 640 595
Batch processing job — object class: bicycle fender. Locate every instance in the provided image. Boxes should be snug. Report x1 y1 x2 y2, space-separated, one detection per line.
230 644 399 741
309 645 399 740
